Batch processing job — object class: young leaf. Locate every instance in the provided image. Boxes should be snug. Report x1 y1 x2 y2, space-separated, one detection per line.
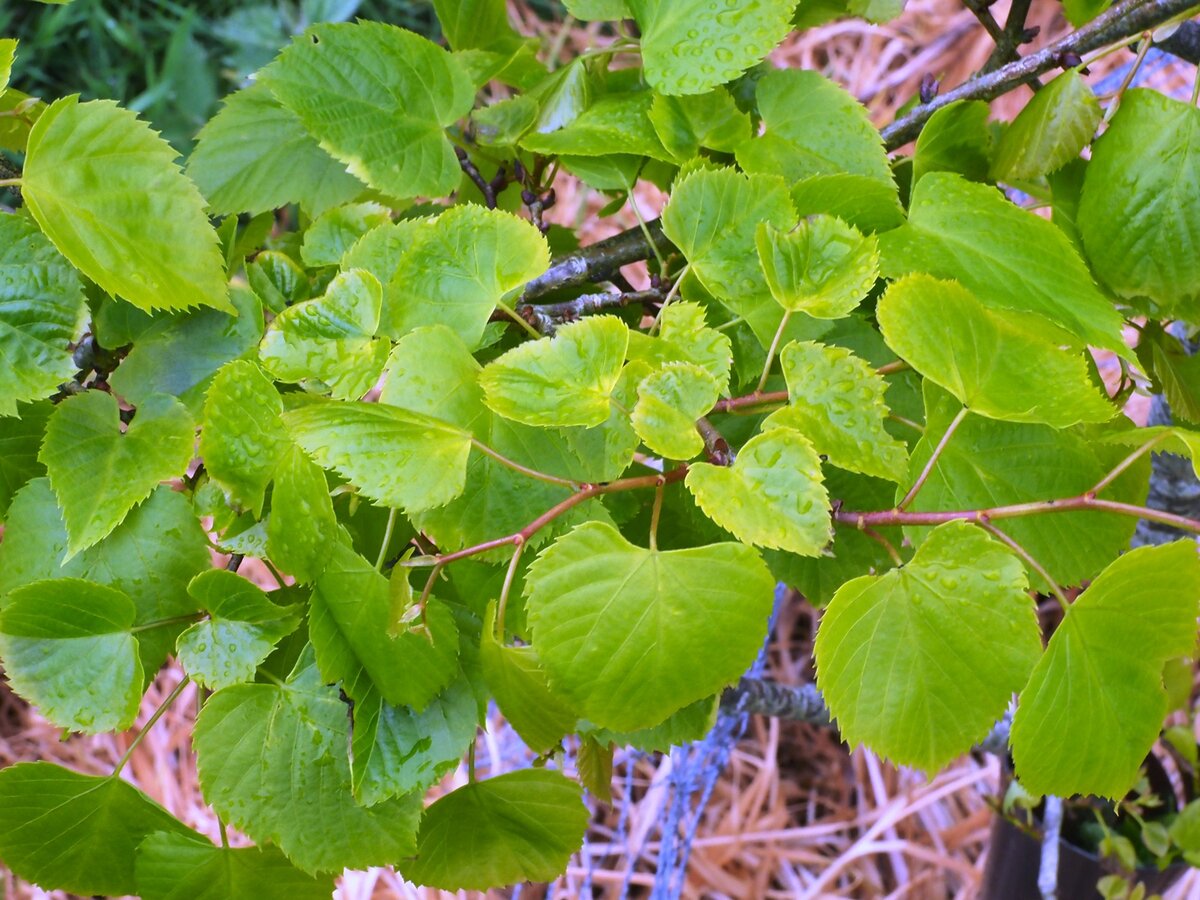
1078 89 1200 314
686 425 831 555
299 202 391 268
176 570 300 691
0 578 143 733
661 166 796 315
481 602 578 755
578 735 615 802
815 521 1040 772
199 360 289 517
521 91 672 161
0 480 209 673
432 0 522 50
0 214 84 416
194 661 423 873
135 833 334 900
631 362 721 460
0 401 51 515
755 217 879 318
877 275 1115 426
906 383 1144 590
0 762 194 897
265 446 338 583
186 80 365 218
259 21 474 200
109 287 265 412
400 769 589 890
1011 541 1200 798
380 324 486 430
387 205 549 345
629 0 794 96
309 542 459 708
791 173 906 234
737 69 893 185
990 69 1100 182
625 301 733 393
40 392 195 557
283 400 472 513
247 251 310 314
482 315 629 428
912 100 992 185
526 521 775 731
351 678 480 806
22 97 231 314
259 269 390 401
1142 323 1200 424
0 38 14 93
648 88 752 163
878 172 1129 358
769 341 908 482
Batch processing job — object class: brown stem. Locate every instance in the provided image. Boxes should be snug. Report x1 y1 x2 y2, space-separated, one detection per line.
520 289 662 334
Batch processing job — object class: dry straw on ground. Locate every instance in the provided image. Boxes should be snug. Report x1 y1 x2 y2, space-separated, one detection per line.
3 0 1198 897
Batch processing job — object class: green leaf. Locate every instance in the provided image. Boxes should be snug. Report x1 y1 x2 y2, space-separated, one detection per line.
631 362 721 460
186 80 365 218
878 172 1129 357
0 479 209 671
176 570 300 691
907 383 1145 591
520 91 671 161
481 602 578 754
629 0 794 96
0 578 143 732
1011 541 1200 798
586 695 719 752
815 521 1040 771
565 0 630 18
482 316 629 427
22 97 230 314
380 324 485 430
0 762 193 896
877 275 1115 426
40 392 195 557
559 360 645 482
913 100 992 185
259 269 390 401
310 542 459 707
400 769 589 890
526 521 775 731
265 446 339 583
135 833 334 900
194 661 423 873
109 287 264 412
791 174 906 234
686 425 831 554
0 401 51 516
755 216 879 318
0 39 14 93
284 399 472 512
737 70 893 185
198 361 288 517
1078 90 1200 315
661 165 796 315
768 341 908 482
626 301 733 393
432 0 521 50
0 214 85 416
300 202 391 268
1142 323 1200 424
259 21 475 200
578 736 614 802
247 251 310 314
649 88 753 162
991 70 1099 182
387 205 549 345
351 678 479 806
1063 0 1110 26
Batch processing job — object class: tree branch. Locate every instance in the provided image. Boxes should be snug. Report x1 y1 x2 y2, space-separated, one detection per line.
882 0 1200 149
519 289 662 334
521 218 673 301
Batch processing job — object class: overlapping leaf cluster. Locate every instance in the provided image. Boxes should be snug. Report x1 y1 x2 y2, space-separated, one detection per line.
1 0 1199 894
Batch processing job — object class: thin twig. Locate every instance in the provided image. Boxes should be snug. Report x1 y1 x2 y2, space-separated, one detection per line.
696 417 734 466
520 289 662 334
897 407 970 510
114 676 191 776
977 520 1071 611
1091 432 1171 495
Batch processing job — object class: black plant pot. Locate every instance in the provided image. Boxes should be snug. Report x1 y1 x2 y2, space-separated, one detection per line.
979 812 1188 900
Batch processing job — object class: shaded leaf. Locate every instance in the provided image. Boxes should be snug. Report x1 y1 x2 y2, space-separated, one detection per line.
913 100 992 185
265 446 338 583
0 401 51 516
991 69 1099 182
